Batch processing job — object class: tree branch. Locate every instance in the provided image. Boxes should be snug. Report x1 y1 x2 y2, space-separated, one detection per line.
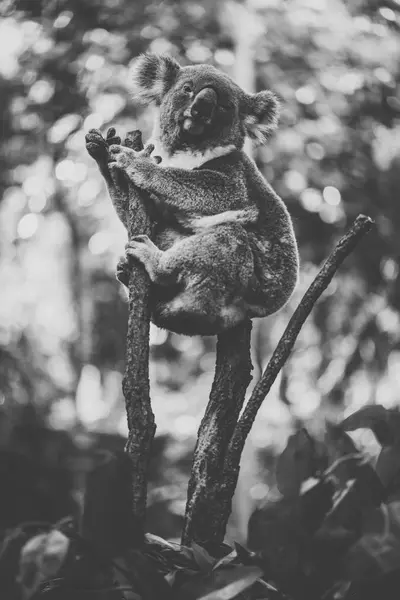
183 214 373 548
228 214 373 457
181 320 253 549
120 131 156 543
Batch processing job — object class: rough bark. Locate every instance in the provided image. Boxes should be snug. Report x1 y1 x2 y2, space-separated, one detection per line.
182 214 373 548
181 321 253 549
121 131 156 543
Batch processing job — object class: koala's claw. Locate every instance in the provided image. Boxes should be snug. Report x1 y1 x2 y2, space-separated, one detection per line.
85 129 108 162
126 235 153 249
143 143 155 158
106 127 121 146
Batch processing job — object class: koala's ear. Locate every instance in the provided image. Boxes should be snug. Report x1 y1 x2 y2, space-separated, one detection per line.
130 53 181 104
242 90 280 145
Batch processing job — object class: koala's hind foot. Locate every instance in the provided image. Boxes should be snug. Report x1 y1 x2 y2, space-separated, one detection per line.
125 235 170 284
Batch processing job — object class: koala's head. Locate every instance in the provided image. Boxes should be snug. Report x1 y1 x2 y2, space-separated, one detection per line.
130 53 280 155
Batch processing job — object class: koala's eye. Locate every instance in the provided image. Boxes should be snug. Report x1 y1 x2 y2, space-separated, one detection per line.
183 84 192 94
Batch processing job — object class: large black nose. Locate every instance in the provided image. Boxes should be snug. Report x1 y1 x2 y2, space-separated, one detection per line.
191 87 217 121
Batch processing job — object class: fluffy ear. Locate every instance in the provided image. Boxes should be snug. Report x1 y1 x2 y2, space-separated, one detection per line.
242 90 280 145
130 53 181 104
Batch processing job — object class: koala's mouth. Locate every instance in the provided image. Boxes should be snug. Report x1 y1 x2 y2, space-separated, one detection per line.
182 117 207 136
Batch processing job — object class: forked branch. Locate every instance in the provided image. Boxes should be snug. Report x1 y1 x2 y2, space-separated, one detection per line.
183 214 374 547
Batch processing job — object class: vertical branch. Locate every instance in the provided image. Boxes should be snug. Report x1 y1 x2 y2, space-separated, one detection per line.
120 132 156 542
181 321 253 549
182 0 261 549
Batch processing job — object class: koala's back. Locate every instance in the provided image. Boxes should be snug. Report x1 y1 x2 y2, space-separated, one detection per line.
240 152 299 315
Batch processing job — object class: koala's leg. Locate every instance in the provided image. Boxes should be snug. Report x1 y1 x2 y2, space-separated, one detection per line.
148 224 256 335
125 235 168 284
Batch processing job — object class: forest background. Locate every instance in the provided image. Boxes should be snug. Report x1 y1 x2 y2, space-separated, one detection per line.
1 0 400 544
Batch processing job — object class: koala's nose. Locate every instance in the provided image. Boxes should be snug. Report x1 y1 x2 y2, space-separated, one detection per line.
191 87 217 121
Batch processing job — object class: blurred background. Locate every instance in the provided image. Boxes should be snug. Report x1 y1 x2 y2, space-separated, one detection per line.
0 0 400 544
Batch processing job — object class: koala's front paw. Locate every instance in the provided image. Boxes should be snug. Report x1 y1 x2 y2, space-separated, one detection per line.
108 145 138 170
85 127 123 177
116 254 130 287
85 129 108 166
108 144 158 184
105 127 122 147
125 235 157 260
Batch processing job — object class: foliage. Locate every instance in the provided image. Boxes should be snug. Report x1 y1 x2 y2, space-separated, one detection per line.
1 0 400 431
2 404 400 600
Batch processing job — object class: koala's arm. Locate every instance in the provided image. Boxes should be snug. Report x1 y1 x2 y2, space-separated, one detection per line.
109 146 251 217
85 128 145 229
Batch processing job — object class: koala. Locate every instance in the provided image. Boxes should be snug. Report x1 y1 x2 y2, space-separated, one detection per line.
85 53 299 336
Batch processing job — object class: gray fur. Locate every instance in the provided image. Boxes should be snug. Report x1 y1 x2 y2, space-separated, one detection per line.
86 54 299 336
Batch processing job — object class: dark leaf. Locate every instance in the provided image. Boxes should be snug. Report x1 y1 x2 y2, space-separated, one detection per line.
233 543 256 566
191 542 217 571
247 497 311 590
276 429 317 497
300 477 335 533
345 504 400 581
213 549 237 571
346 532 400 581
194 565 262 600
375 443 400 489
115 549 174 600
325 423 360 459
341 406 395 445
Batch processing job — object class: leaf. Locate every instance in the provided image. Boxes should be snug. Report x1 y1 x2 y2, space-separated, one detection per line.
275 428 317 497
191 542 217 571
233 542 257 565
341 406 395 445
299 477 334 533
375 442 400 489
325 423 360 458
145 533 181 552
18 530 70 598
346 532 400 581
196 565 263 600
213 550 237 571
322 456 383 535
386 501 400 535
345 504 400 581
115 550 175 600
247 497 310 589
